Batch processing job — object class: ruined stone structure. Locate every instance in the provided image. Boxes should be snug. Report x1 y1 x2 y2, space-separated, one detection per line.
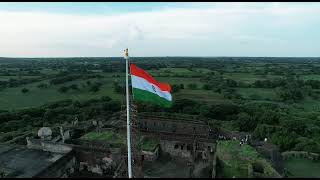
121 112 216 178
250 141 284 176
141 146 159 162
0 119 125 178
0 143 74 178
138 113 211 137
0 111 284 178
137 113 215 162
282 151 319 161
73 144 122 176
38 127 53 141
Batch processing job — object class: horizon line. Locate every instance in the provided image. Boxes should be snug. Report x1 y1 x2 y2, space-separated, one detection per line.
1 56 320 59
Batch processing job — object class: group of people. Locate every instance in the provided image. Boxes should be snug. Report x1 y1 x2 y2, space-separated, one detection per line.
239 135 250 147
217 134 251 147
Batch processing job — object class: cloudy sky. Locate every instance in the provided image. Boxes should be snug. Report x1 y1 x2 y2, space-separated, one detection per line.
0 2 320 57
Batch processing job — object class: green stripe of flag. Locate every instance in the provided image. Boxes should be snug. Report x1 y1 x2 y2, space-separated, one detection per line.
133 88 172 108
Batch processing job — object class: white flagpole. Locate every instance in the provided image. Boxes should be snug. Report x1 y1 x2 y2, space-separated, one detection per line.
124 48 133 178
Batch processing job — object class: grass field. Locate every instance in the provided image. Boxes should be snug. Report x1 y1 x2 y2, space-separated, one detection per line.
298 98 320 111
301 74 320 80
155 77 204 86
149 68 194 75
224 73 281 84
39 68 60 75
0 74 213 110
193 68 212 73
0 68 211 110
216 140 252 178
174 89 230 104
148 67 213 78
284 158 320 178
0 67 285 111
236 88 277 100
81 131 125 144
1 66 320 113
0 67 296 110
0 77 124 110
0 75 41 81
141 136 159 151
216 140 278 178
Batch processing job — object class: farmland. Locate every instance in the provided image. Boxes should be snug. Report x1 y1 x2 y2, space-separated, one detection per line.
0 57 320 157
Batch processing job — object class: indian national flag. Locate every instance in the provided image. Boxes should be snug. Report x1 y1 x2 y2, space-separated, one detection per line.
130 63 172 108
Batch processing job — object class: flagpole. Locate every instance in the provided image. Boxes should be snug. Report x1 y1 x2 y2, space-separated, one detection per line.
124 48 133 178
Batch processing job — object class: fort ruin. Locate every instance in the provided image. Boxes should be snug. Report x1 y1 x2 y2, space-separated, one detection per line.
0 109 285 178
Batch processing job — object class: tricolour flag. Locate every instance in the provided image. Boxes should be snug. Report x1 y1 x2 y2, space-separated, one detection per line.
130 63 172 108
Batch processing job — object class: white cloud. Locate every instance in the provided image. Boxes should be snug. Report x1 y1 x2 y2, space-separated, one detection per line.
0 3 320 57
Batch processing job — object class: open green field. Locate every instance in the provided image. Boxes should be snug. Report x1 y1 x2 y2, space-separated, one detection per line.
301 74 320 80
175 89 230 104
284 158 320 178
0 77 124 110
297 97 320 111
236 88 277 100
149 68 197 76
1 66 319 112
1 63 320 114
0 75 41 81
156 77 203 86
0 69 214 110
224 73 282 84
39 68 60 75
148 67 213 79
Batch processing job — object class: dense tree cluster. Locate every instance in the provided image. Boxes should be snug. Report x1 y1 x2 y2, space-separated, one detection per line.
0 96 121 144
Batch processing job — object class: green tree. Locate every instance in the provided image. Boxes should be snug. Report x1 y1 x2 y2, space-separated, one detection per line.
236 112 256 132
113 82 124 94
21 88 29 93
187 83 197 90
37 83 48 89
102 100 121 112
259 110 279 125
275 82 304 102
58 86 69 93
171 84 181 93
70 84 79 91
294 137 320 153
199 105 210 118
202 84 212 90
271 129 298 152
90 85 100 92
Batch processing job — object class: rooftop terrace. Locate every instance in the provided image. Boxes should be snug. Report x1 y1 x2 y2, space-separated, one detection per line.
0 144 68 178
